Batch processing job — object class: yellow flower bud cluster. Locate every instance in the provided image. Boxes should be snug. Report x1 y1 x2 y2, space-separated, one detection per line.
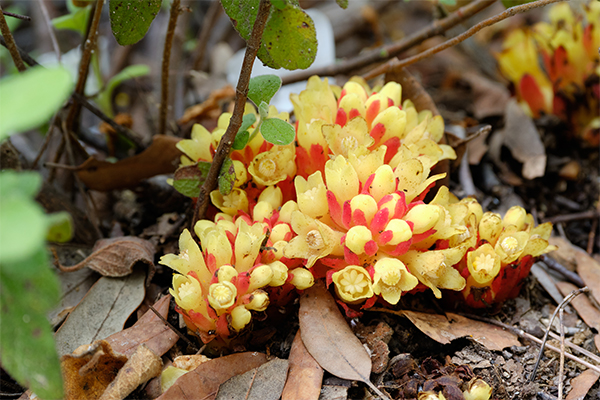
496 1 600 145
163 76 556 340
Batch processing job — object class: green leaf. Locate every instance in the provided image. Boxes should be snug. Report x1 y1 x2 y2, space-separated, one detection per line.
263 4 317 70
52 4 91 35
0 171 47 265
335 0 348 9
95 64 150 117
232 130 249 150
270 0 287 10
46 212 74 243
109 0 162 46
173 178 201 198
0 66 73 141
1 248 63 400
221 0 260 42
261 117 295 146
438 0 457 5
248 75 282 108
218 158 236 195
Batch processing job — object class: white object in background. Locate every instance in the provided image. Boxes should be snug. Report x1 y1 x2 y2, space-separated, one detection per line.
226 8 335 113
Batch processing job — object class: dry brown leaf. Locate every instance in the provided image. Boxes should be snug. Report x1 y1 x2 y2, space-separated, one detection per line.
61 340 128 400
215 358 289 400
575 251 600 306
565 369 600 400
281 330 324 400
499 99 546 180
548 237 579 267
595 335 600 353
398 310 520 351
54 268 147 356
462 73 510 119
106 295 178 358
99 344 163 400
57 236 155 280
299 282 388 399
157 352 268 400
178 85 235 125
555 281 600 331
77 135 182 191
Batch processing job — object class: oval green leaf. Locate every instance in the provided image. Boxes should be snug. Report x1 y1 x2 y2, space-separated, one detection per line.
261 117 295 146
109 0 162 46
46 212 74 243
173 178 201 198
218 158 236 195
263 4 317 70
248 75 282 108
0 66 73 141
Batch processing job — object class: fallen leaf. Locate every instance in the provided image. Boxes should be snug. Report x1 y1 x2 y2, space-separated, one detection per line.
595 335 600 353
98 344 163 400
565 369 600 400
56 236 155 281
54 267 146 356
394 310 520 351
281 330 324 400
106 295 178 357
498 99 547 179
555 281 600 331
179 85 235 125
548 237 579 267
575 251 600 306
77 135 182 191
299 282 388 399
215 358 289 400
61 340 128 400
531 263 564 305
157 352 268 400
462 73 510 119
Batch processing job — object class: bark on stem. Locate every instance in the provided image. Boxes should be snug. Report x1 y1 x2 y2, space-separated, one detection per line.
364 0 566 80
158 0 181 136
192 0 271 225
0 5 26 72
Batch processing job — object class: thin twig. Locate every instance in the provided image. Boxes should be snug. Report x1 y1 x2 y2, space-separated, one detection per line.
65 0 104 132
547 331 600 365
38 0 61 64
148 304 198 352
0 5 26 72
587 216 597 254
158 0 181 136
31 113 60 170
544 210 600 224
363 0 567 80
558 308 564 400
0 36 39 67
192 0 272 226
529 286 589 381
459 312 600 374
2 9 31 21
282 0 496 85
71 92 145 150
541 254 585 287
191 0 222 71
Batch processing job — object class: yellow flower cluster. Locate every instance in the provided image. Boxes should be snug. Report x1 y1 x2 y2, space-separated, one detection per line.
496 1 600 145
162 76 555 341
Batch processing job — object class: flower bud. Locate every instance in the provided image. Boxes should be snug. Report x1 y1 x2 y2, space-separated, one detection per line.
253 201 274 222
217 265 237 283
248 146 296 186
503 206 527 230
332 265 373 303
278 200 299 224
325 155 359 204
268 261 288 286
345 225 373 255
270 223 292 243
232 160 248 187
234 220 266 272
369 165 396 203
210 188 249 215
170 274 204 312
194 220 215 238
295 172 329 219
478 212 503 245
463 378 492 400
495 231 529 264
378 81 402 107
207 281 237 314
230 305 251 331
257 185 283 209
248 264 273 292
350 194 378 225
245 290 269 311
290 267 314 290
382 219 412 245
404 204 442 234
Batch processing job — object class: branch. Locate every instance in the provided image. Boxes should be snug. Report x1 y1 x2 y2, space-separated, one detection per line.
281 0 496 85
1 9 31 21
192 0 272 225
0 4 26 72
191 0 223 71
0 36 39 67
158 0 182 136
363 0 567 80
65 0 104 131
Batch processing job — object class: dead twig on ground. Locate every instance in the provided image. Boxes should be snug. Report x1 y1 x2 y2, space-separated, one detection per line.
65 0 104 132
541 255 585 287
545 209 600 224
158 0 182 137
192 0 272 227
558 308 565 400
148 304 198 353
0 5 26 72
191 0 223 72
282 0 496 85
363 0 567 80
